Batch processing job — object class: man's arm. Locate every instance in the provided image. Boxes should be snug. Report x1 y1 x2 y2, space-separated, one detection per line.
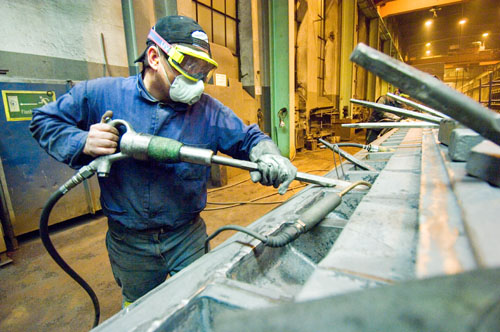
212 101 296 194
30 81 118 169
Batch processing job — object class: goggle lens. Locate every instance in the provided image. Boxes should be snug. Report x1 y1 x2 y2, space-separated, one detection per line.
176 53 217 81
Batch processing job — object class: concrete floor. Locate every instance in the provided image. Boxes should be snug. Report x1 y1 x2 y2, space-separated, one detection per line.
0 142 362 332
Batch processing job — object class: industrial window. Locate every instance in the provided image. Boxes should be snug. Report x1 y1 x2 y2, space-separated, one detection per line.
192 0 238 55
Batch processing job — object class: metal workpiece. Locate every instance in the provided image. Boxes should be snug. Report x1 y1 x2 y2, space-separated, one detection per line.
448 128 484 162
342 122 439 129
350 43 500 146
438 119 463 146
387 92 449 119
466 140 500 187
351 98 443 124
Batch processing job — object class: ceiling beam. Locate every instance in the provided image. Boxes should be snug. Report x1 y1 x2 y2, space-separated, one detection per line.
408 50 500 66
378 0 464 18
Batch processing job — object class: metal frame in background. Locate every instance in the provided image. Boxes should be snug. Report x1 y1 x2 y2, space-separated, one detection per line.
349 43 500 146
193 0 240 56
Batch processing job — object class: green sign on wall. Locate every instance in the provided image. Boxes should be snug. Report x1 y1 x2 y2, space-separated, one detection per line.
2 90 56 121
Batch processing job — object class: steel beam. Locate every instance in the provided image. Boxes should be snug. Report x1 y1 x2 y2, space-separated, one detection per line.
366 18 379 102
269 0 290 156
350 99 443 124
387 92 448 119
339 0 356 119
349 43 500 146
121 0 140 76
342 122 439 129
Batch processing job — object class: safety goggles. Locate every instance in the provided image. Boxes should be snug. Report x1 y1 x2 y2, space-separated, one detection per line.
148 29 218 82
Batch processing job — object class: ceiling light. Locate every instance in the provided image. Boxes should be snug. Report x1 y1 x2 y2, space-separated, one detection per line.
459 19 467 25
426 50 431 55
425 19 433 27
426 42 431 47
482 32 489 37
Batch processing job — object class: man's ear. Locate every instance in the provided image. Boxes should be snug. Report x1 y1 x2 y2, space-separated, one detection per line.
146 46 161 70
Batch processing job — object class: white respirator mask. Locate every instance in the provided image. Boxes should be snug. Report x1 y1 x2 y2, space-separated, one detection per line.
159 50 204 105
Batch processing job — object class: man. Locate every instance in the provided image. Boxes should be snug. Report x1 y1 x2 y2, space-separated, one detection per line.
30 16 296 306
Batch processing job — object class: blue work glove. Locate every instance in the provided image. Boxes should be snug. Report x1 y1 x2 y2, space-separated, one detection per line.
249 140 297 195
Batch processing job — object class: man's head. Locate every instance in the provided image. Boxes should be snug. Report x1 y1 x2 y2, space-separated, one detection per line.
138 16 218 105
136 16 217 82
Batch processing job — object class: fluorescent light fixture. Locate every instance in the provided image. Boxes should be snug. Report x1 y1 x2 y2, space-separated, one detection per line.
459 18 467 25
482 32 489 37
426 42 431 47
426 50 431 55
425 19 433 27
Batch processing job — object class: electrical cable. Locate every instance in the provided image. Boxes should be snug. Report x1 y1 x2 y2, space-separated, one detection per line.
40 189 100 328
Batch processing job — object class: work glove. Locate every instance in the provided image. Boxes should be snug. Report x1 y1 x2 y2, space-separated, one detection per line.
249 140 297 195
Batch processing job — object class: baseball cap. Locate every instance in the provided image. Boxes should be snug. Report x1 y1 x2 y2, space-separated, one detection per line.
135 15 212 63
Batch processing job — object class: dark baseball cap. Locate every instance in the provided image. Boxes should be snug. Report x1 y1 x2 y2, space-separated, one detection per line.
135 15 211 63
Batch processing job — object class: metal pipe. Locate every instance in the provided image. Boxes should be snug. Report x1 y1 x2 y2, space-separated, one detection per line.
121 0 140 75
318 139 377 172
210 155 351 188
349 43 500 146
342 122 439 129
386 93 448 119
351 99 443 124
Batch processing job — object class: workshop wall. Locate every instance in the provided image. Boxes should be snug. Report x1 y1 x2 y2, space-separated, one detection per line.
0 0 129 80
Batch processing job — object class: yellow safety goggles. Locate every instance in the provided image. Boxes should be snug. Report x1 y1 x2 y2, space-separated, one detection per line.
166 44 218 82
148 29 218 82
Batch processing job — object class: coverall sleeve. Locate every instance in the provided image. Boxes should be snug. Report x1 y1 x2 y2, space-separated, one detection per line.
213 102 271 161
29 81 97 169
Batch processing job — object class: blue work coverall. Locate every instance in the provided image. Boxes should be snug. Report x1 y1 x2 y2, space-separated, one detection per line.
30 74 269 303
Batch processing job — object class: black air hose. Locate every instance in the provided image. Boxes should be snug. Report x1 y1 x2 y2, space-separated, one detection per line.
264 224 301 247
40 174 100 329
204 181 372 252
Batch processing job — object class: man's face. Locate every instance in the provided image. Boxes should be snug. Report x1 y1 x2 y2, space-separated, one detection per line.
163 44 217 82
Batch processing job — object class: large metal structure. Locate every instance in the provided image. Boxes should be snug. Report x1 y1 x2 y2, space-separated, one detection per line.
0 79 101 241
91 123 500 331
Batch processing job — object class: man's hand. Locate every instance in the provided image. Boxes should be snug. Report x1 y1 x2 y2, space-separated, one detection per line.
249 140 297 195
83 123 119 157
250 154 297 195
